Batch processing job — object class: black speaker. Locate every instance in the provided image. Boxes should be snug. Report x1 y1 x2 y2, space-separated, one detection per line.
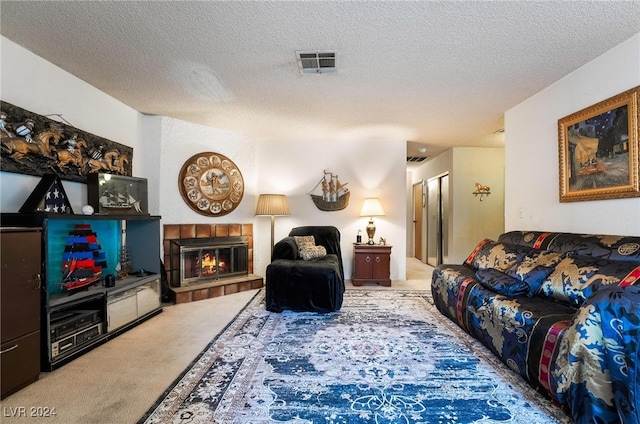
104 274 116 287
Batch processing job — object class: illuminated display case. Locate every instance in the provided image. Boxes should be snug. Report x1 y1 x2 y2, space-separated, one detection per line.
87 173 148 215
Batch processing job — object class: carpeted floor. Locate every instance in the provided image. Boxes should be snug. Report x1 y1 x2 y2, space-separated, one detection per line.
0 259 430 424
140 289 571 424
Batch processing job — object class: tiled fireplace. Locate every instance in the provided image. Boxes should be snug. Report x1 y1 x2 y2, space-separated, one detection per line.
163 224 263 303
171 236 249 286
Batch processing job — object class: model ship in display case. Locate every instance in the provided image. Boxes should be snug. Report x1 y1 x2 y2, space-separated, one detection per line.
87 173 148 215
100 191 141 213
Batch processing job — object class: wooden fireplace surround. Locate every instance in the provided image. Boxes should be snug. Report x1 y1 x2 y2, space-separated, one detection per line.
163 223 263 304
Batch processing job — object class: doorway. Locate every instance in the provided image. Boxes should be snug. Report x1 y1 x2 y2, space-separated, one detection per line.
427 174 449 267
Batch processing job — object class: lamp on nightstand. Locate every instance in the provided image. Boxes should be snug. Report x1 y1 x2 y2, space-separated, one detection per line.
360 198 385 245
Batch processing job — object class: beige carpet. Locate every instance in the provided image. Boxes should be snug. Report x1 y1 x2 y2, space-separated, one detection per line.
0 258 433 424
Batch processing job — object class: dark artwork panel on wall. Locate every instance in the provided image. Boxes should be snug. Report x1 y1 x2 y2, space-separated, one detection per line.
0 101 132 182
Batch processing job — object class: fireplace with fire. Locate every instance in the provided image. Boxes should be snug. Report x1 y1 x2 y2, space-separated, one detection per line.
170 237 249 286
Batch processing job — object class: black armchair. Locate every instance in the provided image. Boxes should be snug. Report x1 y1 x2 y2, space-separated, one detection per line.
265 226 345 313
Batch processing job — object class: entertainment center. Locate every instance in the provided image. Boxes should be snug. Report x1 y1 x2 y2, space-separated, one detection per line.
1 212 162 372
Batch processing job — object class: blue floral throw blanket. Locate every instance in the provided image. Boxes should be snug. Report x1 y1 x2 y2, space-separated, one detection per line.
140 290 570 423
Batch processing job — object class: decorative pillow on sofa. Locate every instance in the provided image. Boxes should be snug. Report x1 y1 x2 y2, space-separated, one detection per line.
465 239 532 272
475 269 531 297
299 245 327 260
540 255 640 306
505 250 566 296
294 235 316 249
293 235 327 260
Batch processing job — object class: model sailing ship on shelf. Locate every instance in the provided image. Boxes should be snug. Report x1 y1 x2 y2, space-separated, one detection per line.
99 189 142 213
116 220 132 279
309 170 350 211
61 224 107 294
116 246 132 279
87 173 148 215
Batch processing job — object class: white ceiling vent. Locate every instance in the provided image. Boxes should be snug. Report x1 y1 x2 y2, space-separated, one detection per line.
296 51 336 74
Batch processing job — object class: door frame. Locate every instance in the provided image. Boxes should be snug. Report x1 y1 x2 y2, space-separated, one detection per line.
412 181 425 261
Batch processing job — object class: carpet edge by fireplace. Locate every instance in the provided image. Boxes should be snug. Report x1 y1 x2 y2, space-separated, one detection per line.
138 289 264 422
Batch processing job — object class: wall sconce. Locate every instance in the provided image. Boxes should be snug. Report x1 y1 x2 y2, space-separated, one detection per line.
255 194 290 255
360 198 385 244
473 183 491 201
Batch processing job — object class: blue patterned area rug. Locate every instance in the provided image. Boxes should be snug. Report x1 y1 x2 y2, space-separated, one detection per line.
139 290 571 424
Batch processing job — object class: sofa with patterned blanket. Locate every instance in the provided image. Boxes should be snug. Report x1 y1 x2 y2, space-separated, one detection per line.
431 231 640 423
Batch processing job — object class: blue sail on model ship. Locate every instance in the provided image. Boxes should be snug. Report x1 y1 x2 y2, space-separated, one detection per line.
61 224 107 293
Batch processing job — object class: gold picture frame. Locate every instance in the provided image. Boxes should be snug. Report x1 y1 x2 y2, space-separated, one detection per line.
558 86 640 202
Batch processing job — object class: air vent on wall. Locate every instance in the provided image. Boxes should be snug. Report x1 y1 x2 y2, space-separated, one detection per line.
296 51 336 74
407 156 429 163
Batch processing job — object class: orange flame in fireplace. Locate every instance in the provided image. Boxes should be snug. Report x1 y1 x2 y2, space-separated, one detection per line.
200 252 225 276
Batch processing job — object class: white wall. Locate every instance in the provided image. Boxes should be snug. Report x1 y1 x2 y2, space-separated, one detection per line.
256 139 407 281
139 116 163 215
143 117 408 280
451 147 505 257
152 116 257 226
505 33 640 236
0 37 143 213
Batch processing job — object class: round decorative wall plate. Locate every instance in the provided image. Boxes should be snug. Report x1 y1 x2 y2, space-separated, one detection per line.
178 152 244 216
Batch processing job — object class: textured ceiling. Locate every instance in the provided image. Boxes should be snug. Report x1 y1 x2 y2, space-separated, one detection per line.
2 1 640 163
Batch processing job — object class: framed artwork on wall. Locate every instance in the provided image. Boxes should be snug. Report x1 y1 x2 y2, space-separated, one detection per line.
558 85 639 202
178 152 244 217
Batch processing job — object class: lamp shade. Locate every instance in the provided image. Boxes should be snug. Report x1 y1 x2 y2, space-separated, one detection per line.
255 194 290 216
360 198 385 217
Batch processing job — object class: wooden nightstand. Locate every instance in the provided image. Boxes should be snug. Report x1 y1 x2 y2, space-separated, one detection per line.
352 244 392 287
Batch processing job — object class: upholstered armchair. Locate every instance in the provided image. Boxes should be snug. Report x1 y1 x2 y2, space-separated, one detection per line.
265 226 345 313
